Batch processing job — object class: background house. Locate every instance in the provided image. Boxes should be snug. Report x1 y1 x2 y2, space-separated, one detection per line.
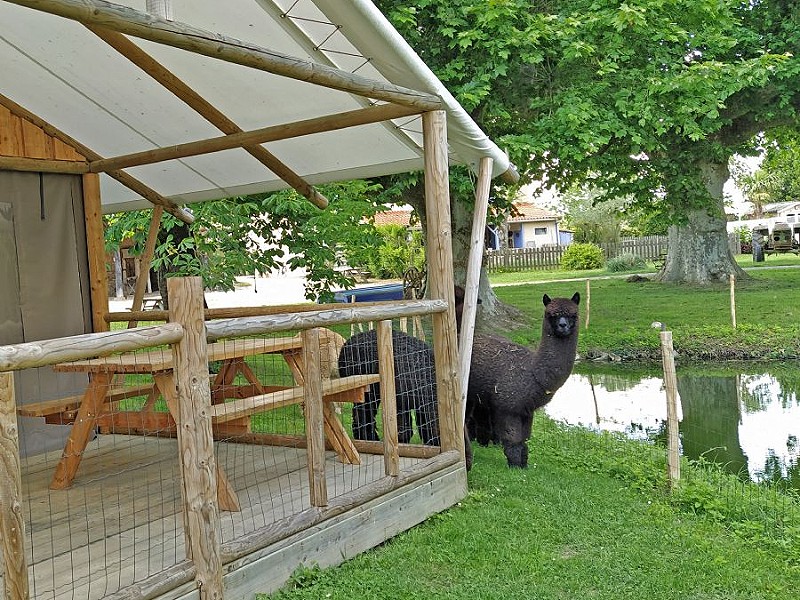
486 202 564 249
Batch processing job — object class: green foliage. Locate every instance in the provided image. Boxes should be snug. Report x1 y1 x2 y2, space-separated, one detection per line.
104 180 386 301
359 224 425 279
606 252 647 272
560 242 605 270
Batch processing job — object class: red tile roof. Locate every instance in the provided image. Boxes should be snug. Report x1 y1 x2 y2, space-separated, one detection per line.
508 202 559 223
374 207 413 227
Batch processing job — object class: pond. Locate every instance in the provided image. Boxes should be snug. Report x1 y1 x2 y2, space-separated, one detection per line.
544 362 800 491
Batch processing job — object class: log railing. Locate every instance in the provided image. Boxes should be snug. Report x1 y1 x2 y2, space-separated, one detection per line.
0 277 455 600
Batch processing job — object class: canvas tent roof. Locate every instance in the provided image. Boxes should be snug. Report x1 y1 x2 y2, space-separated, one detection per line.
0 0 515 215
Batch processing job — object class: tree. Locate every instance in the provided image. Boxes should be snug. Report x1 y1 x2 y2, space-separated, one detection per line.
752 130 800 207
377 0 800 289
105 180 386 302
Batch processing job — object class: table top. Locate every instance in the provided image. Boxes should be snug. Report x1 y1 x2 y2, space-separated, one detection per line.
53 336 304 374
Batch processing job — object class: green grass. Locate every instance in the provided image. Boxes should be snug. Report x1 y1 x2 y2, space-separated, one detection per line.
487 251 800 285
264 417 799 599
488 265 800 361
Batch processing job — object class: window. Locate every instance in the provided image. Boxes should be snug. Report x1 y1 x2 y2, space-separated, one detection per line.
534 227 548 235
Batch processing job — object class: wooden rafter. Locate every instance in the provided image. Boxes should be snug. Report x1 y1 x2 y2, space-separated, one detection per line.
88 26 330 210
7 0 442 111
88 103 423 174
0 93 194 224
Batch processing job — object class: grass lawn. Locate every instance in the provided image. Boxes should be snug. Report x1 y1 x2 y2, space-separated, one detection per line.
487 261 800 361
264 418 799 599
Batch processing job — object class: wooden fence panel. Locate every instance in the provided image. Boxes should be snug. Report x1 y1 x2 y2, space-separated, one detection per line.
485 236 668 273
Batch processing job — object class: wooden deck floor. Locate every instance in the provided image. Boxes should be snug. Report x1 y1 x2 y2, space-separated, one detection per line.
15 434 425 600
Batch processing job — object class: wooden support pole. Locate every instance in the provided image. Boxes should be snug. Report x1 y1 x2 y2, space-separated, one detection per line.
127 206 164 328
422 110 462 456
459 156 492 423
83 173 110 332
659 329 681 488
302 327 328 507
0 372 29 600
5 0 442 111
167 277 224 599
377 320 400 476
730 274 737 329
584 278 591 330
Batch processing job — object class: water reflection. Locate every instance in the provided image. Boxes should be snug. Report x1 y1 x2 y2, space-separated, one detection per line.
545 364 800 490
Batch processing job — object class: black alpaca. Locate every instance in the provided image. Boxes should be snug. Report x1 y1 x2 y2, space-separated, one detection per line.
466 292 580 468
337 287 470 446
338 329 438 445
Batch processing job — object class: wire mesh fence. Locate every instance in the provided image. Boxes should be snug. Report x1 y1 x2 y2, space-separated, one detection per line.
4 307 451 599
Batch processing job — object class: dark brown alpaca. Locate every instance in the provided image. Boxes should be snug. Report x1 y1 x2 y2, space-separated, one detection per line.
466 292 580 468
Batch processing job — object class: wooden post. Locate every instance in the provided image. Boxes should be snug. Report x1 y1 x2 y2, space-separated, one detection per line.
459 156 492 422
659 329 681 488
377 320 400 476
302 327 328 506
83 172 110 332
584 278 591 330
422 110 462 456
730 274 737 329
127 205 164 327
0 372 29 600
167 277 224 599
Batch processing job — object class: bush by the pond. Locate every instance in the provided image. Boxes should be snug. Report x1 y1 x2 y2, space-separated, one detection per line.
560 242 605 270
606 252 647 272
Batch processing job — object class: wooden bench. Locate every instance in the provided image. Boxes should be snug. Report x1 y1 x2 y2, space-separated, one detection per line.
140 297 163 310
209 374 379 423
17 383 156 424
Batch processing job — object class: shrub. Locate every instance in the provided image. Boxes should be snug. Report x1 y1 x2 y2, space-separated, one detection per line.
560 243 605 270
606 252 647 273
361 224 425 279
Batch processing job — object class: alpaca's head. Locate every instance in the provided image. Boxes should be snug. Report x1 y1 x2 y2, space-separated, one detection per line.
542 292 580 338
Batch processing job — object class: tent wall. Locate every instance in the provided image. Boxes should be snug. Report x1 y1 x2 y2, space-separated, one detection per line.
0 171 92 456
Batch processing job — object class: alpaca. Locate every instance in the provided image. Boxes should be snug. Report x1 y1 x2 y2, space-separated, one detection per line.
338 328 439 445
337 286 470 446
466 292 580 468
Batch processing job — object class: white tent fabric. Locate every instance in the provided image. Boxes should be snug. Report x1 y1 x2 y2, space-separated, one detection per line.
0 0 512 213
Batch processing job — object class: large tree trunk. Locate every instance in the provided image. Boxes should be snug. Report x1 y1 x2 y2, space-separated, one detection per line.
657 160 748 284
407 184 525 330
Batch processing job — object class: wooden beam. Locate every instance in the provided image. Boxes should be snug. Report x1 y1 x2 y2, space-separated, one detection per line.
126 205 164 328
422 110 463 457
88 103 422 174
0 93 194 224
302 327 328 507
459 156 492 421
6 0 442 111
167 277 224 597
0 372 29 600
89 26 330 210
0 155 88 174
82 173 110 332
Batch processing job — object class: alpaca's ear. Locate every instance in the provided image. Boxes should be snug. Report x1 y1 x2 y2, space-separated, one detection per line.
543 294 552 306
571 292 580 305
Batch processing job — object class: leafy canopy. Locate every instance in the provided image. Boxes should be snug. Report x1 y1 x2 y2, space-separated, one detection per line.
105 180 386 301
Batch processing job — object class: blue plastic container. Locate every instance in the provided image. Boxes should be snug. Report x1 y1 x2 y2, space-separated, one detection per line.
331 283 404 303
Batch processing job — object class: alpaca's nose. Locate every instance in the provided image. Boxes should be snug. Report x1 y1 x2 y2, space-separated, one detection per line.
557 318 571 333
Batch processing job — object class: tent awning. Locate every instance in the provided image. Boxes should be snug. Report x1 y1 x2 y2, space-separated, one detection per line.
0 0 515 214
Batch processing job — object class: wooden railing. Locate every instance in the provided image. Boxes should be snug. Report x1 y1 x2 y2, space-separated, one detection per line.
0 277 457 600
